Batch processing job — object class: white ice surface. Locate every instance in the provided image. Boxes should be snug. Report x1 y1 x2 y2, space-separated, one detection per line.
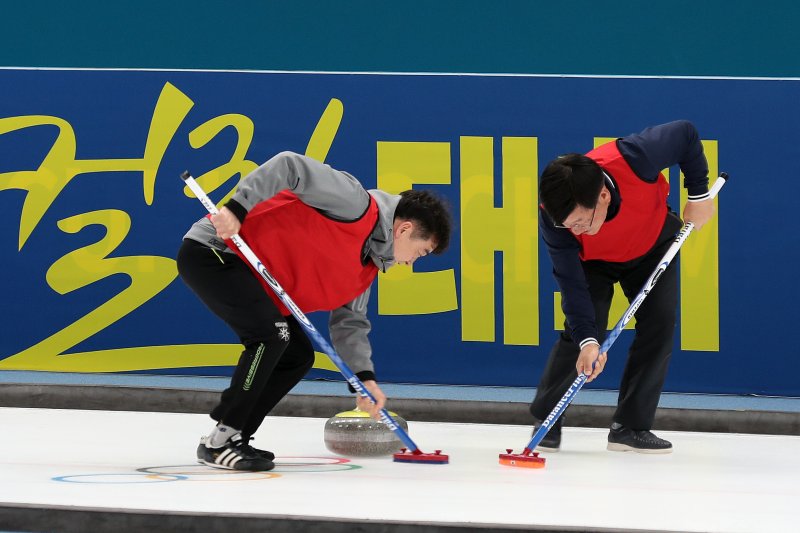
0 407 797 532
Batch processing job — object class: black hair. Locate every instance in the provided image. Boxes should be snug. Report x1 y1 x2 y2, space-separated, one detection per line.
539 153 604 225
394 190 452 254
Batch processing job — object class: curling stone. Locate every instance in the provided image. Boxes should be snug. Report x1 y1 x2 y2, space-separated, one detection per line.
324 408 409 457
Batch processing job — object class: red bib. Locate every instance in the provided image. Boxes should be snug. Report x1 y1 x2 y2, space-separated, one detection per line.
577 141 669 262
228 191 379 314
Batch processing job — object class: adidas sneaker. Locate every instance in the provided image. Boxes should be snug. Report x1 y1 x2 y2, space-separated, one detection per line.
197 434 275 471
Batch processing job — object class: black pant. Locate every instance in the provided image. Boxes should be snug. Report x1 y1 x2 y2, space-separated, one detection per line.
177 239 315 439
530 213 681 430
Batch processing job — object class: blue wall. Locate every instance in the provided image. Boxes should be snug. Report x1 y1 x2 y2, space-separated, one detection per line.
1 2 798 396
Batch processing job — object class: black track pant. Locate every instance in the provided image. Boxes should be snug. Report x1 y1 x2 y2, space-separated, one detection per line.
530 214 681 430
177 239 315 440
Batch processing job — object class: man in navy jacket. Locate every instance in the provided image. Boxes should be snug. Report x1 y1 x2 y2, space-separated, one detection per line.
531 121 715 454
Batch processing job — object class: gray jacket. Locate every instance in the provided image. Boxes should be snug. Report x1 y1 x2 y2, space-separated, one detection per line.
184 152 401 378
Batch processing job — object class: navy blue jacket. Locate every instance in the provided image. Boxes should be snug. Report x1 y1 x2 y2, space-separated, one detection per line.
540 120 710 347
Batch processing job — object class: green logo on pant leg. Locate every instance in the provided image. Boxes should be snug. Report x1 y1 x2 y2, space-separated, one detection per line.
243 343 265 391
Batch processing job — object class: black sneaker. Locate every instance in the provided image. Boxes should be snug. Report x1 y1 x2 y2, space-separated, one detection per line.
607 426 672 454
197 434 276 471
242 437 275 461
532 417 563 453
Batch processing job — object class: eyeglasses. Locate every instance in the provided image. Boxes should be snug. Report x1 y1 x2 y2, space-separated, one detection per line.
554 203 597 231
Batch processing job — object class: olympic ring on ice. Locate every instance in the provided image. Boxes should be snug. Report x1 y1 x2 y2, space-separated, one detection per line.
53 473 187 484
270 456 361 473
136 465 281 481
52 457 360 484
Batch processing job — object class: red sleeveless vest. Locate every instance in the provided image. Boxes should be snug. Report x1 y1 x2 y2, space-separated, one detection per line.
228 191 380 315
577 141 669 262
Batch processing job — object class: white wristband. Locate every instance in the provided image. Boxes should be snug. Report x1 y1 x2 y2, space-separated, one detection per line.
687 192 710 202
579 338 600 350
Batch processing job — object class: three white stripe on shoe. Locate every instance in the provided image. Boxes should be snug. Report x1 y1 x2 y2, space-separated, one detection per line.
215 447 243 468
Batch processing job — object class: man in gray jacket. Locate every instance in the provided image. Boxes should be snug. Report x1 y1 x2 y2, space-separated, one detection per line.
177 151 452 471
